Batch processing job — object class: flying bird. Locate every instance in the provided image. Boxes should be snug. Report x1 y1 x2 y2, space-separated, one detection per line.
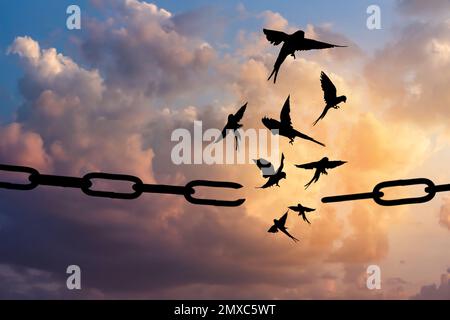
262 95 325 146
256 153 286 188
313 71 347 126
288 204 316 224
263 28 347 83
295 157 346 189
268 211 299 242
253 158 275 178
216 102 247 149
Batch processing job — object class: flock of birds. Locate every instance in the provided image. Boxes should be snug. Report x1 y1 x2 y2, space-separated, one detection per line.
217 28 349 242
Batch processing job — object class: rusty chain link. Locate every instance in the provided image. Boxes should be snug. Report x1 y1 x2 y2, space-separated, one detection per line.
0 164 245 207
322 177 450 206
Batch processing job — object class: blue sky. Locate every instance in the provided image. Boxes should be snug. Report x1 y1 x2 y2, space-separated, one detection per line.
0 1 397 118
0 0 449 299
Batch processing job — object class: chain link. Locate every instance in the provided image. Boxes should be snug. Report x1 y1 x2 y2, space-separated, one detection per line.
0 164 38 190
322 177 450 206
6 164 448 208
0 164 245 207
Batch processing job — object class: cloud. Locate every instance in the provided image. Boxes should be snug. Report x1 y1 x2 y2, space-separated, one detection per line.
439 197 450 230
0 263 102 299
80 0 217 98
0 123 52 170
411 268 450 299
0 1 445 299
397 0 450 18
364 20 450 126
1 4 347 298
260 10 289 30
8 36 104 104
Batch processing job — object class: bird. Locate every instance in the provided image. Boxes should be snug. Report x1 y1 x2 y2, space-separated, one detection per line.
255 153 286 188
268 211 299 242
262 95 325 146
288 204 316 224
263 28 347 83
313 71 347 126
295 157 346 189
216 102 247 149
253 158 275 178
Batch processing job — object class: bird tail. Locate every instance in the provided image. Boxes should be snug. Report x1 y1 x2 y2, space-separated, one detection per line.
304 171 320 189
312 107 329 126
293 129 325 147
304 176 315 190
267 67 278 83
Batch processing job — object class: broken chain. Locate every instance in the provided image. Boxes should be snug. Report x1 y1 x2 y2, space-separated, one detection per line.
5 164 448 208
322 177 450 206
0 164 245 207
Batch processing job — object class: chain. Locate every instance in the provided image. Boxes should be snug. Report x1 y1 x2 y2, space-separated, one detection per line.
0 164 245 207
5 164 448 208
322 177 450 206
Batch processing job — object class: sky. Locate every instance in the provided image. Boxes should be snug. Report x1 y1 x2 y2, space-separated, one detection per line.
0 0 449 299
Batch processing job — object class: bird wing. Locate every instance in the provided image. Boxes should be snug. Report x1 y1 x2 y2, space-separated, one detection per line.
320 71 337 105
259 177 276 188
279 96 292 128
278 211 288 227
233 102 247 122
295 161 319 170
261 117 280 131
214 128 226 143
254 159 275 177
268 224 278 233
288 205 299 211
325 160 347 169
296 38 346 51
220 127 228 139
304 207 316 212
254 158 272 169
276 153 285 174
263 29 289 46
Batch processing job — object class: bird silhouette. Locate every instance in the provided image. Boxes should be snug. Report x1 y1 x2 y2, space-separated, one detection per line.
256 153 286 188
313 72 347 126
216 102 247 149
253 158 275 178
295 157 346 189
262 95 325 146
263 29 347 83
268 211 299 242
288 204 316 224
